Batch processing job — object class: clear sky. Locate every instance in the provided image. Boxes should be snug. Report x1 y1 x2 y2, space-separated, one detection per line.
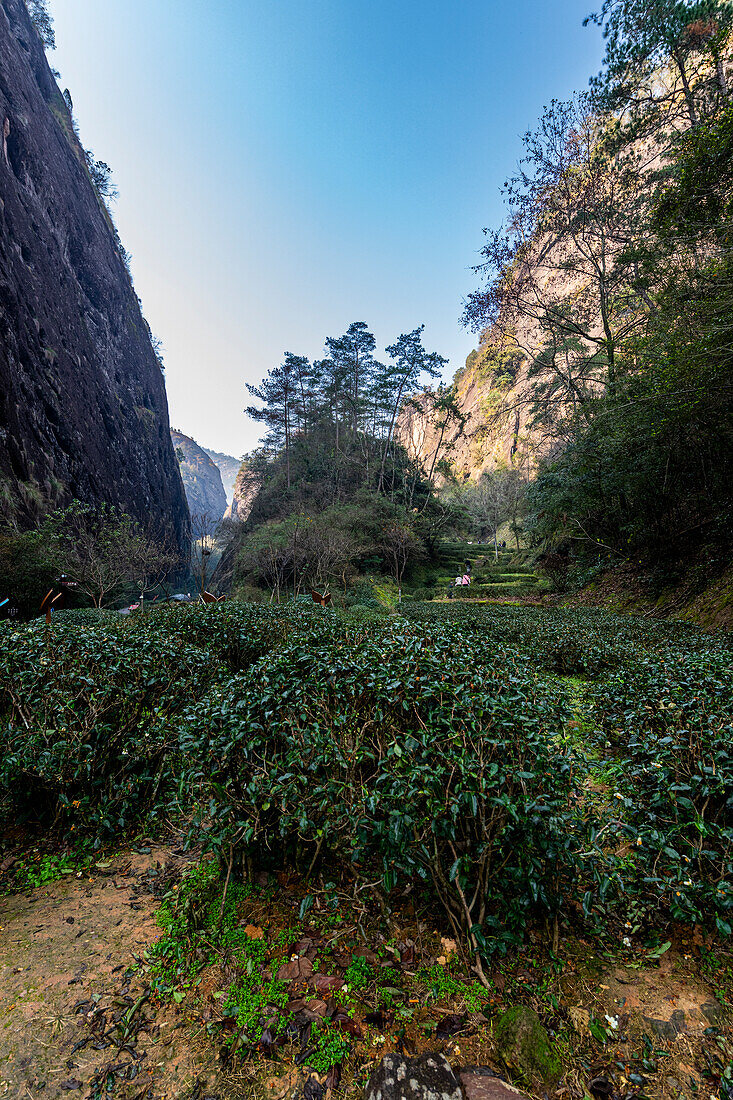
48 0 604 458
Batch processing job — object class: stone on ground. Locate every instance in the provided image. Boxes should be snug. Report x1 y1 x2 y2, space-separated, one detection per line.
364 1052 462 1100
493 1005 561 1089
459 1067 531 1100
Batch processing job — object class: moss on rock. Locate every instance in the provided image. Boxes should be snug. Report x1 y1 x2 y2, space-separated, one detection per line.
494 1005 561 1089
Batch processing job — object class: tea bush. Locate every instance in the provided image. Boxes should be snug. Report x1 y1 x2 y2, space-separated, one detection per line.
2 599 732 945
128 600 321 674
178 617 583 951
0 618 223 834
590 648 733 932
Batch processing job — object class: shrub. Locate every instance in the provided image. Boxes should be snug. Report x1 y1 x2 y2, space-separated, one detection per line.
0 617 223 835
591 648 733 932
178 617 582 952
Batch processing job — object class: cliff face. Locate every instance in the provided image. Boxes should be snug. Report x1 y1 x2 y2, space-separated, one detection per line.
399 353 532 485
171 430 227 519
224 458 260 522
0 0 189 550
202 447 240 506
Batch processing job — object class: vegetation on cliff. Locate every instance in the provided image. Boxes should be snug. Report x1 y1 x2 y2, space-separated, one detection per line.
456 0 733 583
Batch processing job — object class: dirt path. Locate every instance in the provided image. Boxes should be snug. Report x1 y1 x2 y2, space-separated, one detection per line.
0 846 218 1100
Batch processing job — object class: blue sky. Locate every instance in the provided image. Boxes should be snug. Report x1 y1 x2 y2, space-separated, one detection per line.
49 0 605 457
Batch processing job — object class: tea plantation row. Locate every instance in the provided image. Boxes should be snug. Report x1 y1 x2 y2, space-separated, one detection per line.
1 600 731 948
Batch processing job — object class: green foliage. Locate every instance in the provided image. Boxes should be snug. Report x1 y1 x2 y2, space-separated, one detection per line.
589 646 733 931
179 612 582 950
344 954 374 990
306 1026 352 1073
465 0 733 575
527 105 733 563
0 613 224 835
24 0 55 48
232 321 460 596
2 599 732 952
0 526 57 617
417 963 489 1011
585 0 731 128
3 850 79 893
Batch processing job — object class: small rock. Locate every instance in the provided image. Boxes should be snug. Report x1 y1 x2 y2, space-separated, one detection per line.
364 1052 462 1100
700 1001 724 1025
494 1006 561 1089
460 1068 530 1100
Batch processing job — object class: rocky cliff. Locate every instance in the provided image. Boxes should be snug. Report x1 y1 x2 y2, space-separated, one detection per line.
224 457 261 522
399 346 533 485
171 430 227 519
202 447 240 506
0 0 189 550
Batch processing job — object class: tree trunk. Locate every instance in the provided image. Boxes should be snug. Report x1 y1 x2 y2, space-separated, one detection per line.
285 400 291 490
714 49 727 95
672 49 698 127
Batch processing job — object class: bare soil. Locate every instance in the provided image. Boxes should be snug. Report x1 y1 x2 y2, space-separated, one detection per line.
0 846 221 1100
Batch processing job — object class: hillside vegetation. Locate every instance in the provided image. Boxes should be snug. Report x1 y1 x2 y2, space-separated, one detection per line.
398 0 733 596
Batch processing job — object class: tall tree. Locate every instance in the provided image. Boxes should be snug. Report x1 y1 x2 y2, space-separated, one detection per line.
246 354 302 489
585 0 732 128
378 327 446 491
324 322 377 435
464 93 663 444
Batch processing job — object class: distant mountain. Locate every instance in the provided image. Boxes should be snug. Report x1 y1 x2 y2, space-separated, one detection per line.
202 447 241 506
171 430 227 519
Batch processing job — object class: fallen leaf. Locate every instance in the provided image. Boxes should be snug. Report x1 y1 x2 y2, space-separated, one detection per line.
293 937 315 954
277 957 314 982
325 1064 342 1091
303 1076 325 1100
244 924 264 940
310 974 343 993
568 1006 591 1037
352 946 378 965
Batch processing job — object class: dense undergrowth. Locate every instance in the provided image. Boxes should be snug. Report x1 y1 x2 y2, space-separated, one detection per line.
1 600 732 951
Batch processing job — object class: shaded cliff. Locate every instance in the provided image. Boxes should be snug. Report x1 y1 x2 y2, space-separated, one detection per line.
171 430 227 519
0 0 189 550
202 447 240 506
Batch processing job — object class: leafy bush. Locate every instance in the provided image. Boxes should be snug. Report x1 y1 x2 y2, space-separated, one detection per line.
178 617 582 951
2 598 731 947
591 648 733 932
0 617 223 835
